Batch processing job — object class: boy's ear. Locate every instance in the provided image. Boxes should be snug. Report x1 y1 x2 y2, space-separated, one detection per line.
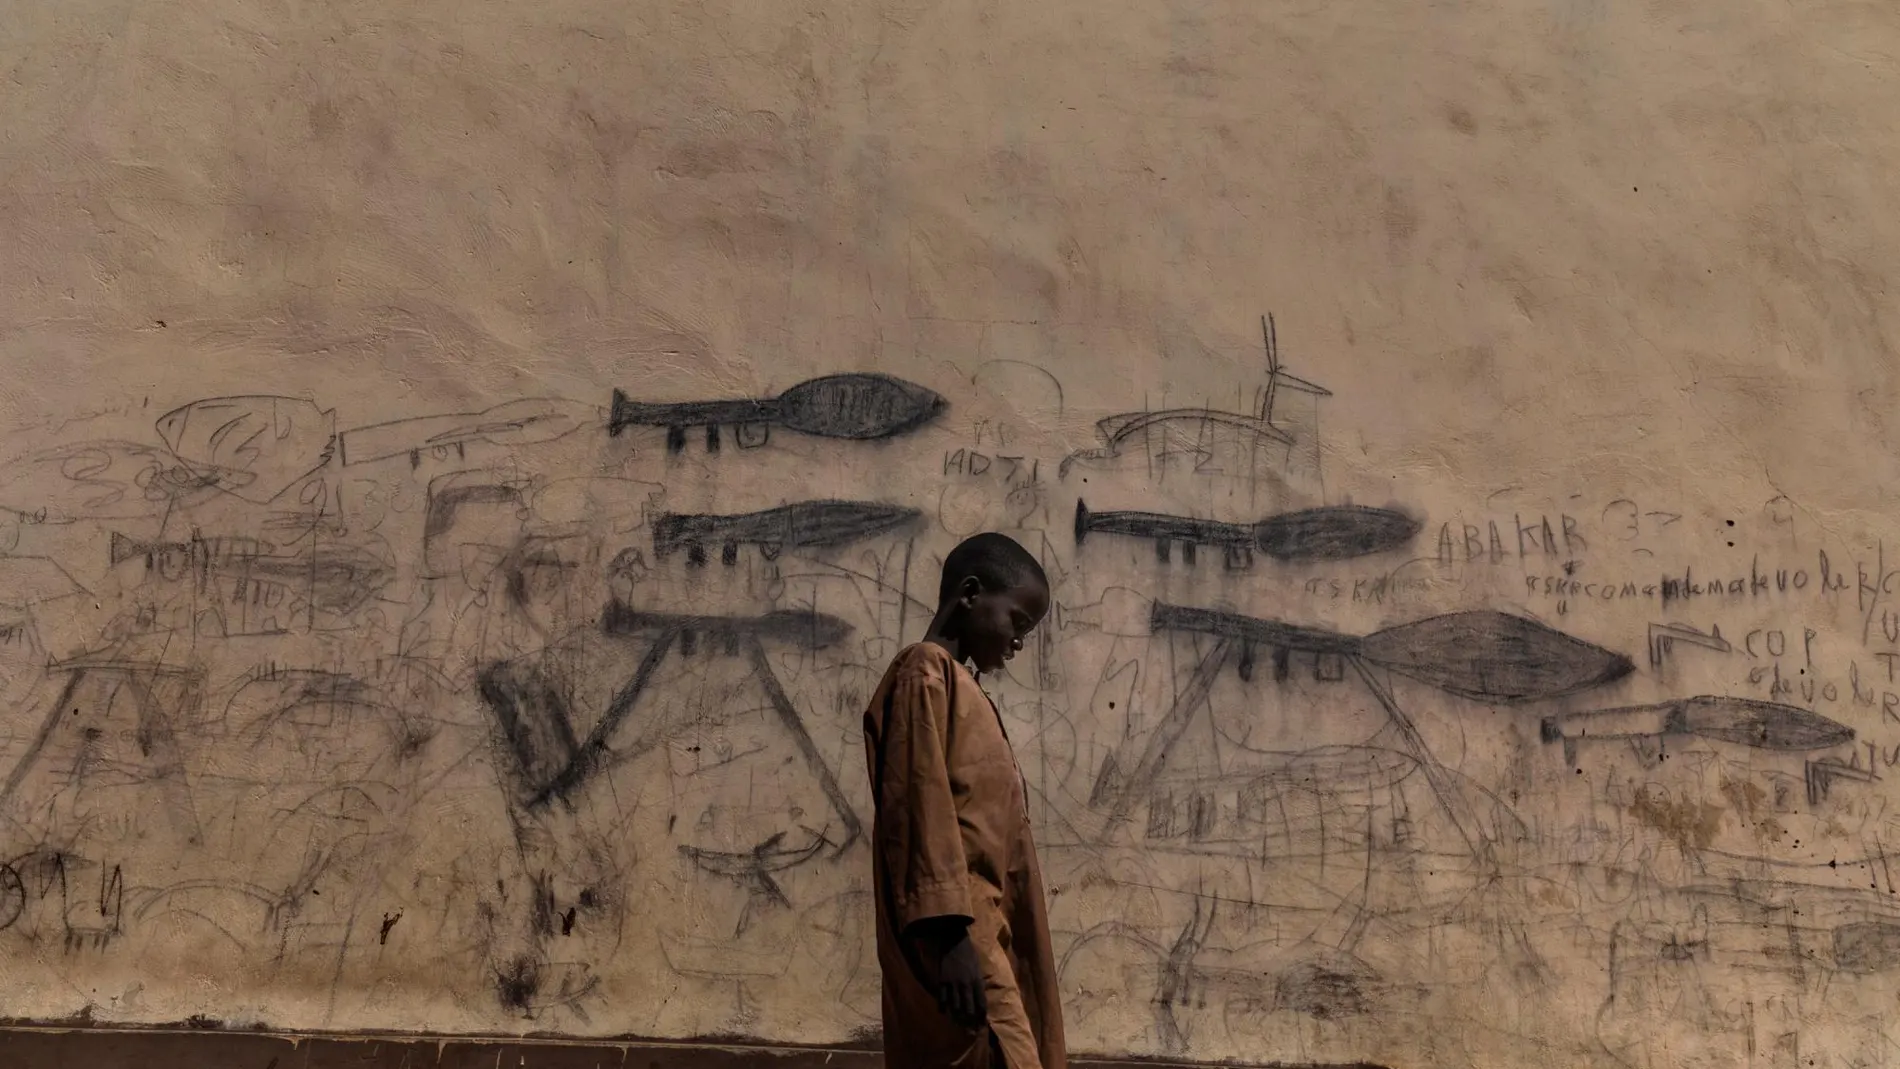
958 575 983 604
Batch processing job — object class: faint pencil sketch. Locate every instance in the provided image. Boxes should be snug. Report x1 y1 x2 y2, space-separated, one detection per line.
1061 314 1327 478
339 398 600 468
154 396 337 504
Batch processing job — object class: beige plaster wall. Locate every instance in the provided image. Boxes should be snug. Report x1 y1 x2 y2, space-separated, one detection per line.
3 0 1899 1065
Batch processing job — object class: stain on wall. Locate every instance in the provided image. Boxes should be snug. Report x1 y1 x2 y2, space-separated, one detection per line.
3 1 1900 1067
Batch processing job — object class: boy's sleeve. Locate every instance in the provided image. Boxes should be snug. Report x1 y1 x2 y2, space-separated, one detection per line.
875 658 974 933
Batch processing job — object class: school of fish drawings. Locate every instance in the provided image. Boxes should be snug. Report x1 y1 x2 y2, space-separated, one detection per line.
0 314 1889 1067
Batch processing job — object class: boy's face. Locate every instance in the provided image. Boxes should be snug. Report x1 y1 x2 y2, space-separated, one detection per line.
957 576 1050 673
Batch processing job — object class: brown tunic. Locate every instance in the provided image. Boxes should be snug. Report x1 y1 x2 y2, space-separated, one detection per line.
862 642 1066 1069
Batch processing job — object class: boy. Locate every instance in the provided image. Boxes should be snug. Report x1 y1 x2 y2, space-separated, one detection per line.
862 532 1064 1069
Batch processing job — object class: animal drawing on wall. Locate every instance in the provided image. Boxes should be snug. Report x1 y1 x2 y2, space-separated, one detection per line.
1060 315 1328 482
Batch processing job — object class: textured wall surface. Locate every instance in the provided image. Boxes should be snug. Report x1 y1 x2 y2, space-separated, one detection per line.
3 1 1900 1066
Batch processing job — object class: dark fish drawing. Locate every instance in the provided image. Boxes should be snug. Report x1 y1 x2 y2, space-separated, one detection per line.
1150 602 1633 703
339 398 600 468
608 373 946 451
1075 500 1419 566
655 500 921 565
1541 696 1854 756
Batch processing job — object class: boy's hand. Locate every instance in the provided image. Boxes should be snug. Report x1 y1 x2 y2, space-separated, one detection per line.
936 930 987 1028
910 918 987 1029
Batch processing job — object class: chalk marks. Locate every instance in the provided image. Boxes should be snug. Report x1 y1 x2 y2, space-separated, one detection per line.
1077 500 1255 566
1150 603 1359 657
0 853 126 952
655 501 920 565
0 650 206 853
609 373 946 450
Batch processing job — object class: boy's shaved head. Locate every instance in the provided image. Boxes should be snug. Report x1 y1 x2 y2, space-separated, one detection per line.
938 533 1049 604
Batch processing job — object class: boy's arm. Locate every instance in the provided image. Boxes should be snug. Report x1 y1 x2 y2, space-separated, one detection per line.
875 660 986 1027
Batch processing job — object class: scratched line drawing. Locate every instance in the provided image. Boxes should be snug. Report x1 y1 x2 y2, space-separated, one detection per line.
0 441 227 522
418 471 532 580
338 398 601 469
1061 314 1328 478
608 372 946 452
1806 755 1879 803
1646 621 1732 668
654 501 921 566
154 396 337 504
0 642 207 851
0 556 89 611
108 528 395 628
1540 696 1854 762
1075 500 1420 566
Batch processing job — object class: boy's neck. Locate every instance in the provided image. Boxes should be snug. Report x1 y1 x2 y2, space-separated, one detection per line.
922 602 975 675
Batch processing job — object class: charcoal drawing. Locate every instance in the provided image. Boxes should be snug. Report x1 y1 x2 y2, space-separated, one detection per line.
1541 696 1854 754
609 373 947 450
1077 500 1419 566
0 318 1881 1068
654 501 921 564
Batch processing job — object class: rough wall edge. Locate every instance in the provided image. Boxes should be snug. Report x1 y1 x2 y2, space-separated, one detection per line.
0 1022 1392 1069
